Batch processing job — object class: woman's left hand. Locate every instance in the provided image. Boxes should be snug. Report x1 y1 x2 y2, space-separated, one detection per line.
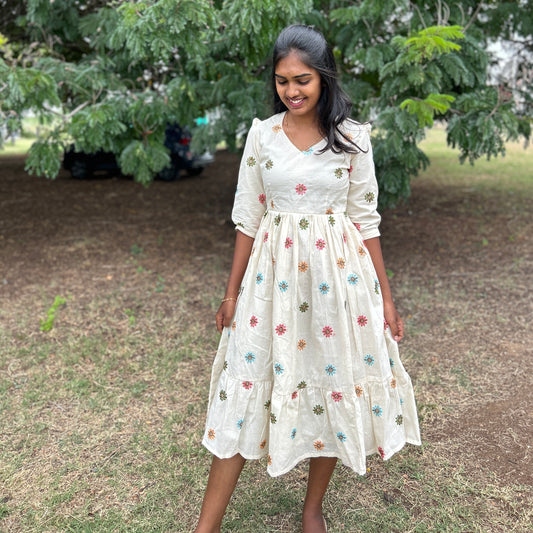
383 301 404 342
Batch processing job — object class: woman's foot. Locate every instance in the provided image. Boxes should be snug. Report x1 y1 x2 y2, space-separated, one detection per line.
302 510 327 533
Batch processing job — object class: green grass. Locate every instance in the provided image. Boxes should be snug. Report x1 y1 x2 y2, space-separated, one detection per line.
1 128 532 532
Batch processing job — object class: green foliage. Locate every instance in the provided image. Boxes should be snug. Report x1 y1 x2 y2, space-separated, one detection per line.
0 0 531 207
40 296 66 332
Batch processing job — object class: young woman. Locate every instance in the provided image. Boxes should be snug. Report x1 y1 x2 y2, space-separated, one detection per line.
195 25 421 533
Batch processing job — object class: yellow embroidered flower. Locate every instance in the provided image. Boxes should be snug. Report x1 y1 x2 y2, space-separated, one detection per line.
272 124 282 133
337 257 345 269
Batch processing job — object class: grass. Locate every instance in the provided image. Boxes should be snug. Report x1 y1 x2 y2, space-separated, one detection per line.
1 128 532 532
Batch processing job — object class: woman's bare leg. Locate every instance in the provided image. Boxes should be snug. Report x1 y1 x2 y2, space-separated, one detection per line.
302 457 337 532
194 454 246 533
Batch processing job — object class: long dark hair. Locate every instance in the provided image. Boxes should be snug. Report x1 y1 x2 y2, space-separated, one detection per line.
272 24 364 154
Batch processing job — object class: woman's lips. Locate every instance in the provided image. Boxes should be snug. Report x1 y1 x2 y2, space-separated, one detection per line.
287 97 305 108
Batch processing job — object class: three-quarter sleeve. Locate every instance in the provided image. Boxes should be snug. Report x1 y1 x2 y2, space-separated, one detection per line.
231 118 266 238
346 123 381 240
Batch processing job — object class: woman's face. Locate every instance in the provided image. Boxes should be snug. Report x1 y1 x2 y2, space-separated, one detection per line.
274 51 322 119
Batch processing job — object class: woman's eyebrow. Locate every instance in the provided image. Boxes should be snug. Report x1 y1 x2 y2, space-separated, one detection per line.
274 73 312 80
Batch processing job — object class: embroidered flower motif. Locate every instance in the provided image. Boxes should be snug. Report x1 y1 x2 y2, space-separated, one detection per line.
242 381 253 390
263 232 269 242
284 237 293 249
273 323 286 337
364 354 375 366
384 319 389 331
270 199 275 208
313 405 324 416
391 378 397 389
232 321 237 331
260 439 267 448
258 193 266 204
328 215 336 226
249 316 258 328
299 302 309 313
315 238 326 250
389 357 395 368
354 222 361 231
270 412 277 424
355 385 363 397
331 391 343 402
291 391 298 399
325 208 334 215
297 380 307 390
298 261 308 273
245 352 256 363
372 405 383 417
272 124 282 133
246 156 256 167
343 232 347 243
264 399 271 410
325 364 336 375
267 454 272 465
396 414 403 425
322 326 334 338
297 339 306 351
334 168 343 178
274 214 281 226
299 218 309 229
349 164 353 174
337 258 345 269
256 273 263 284
347 273 359 285
302 147 314 155
318 282 330 295
357 315 368 327
237 418 244 429
337 432 347 442
358 245 367 256
378 446 385 458
207 428 215 440
374 280 380 294
295 183 307 195
265 159 273 170
279 280 289 292
219 390 227 401
364 191 375 203
291 428 297 439
223 360 228 371
274 363 284 375
400 398 404 405
314 440 325 450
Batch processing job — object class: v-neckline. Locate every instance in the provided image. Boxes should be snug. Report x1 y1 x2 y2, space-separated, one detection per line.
280 111 325 155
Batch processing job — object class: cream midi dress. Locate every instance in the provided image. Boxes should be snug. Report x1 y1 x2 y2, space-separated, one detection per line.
202 112 421 477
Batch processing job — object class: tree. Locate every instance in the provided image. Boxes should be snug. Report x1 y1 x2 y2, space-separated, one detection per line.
1 0 531 207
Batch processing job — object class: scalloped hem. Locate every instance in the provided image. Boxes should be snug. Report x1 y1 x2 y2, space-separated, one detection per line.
202 437 421 478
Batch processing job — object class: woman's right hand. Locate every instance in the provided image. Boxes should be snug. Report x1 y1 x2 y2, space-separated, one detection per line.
216 300 237 333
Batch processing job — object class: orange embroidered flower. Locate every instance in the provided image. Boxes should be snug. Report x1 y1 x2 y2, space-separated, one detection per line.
314 440 325 451
207 429 215 440
337 257 345 269
297 339 306 351
232 321 237 331
355 385 363 397
358 245 366 256
260 440 267 449
267 454 272 465
391 378 397 389
298 261 308 273
325 208 334 214
272 124 282 133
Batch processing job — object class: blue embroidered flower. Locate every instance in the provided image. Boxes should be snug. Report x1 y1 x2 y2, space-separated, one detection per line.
279 280 289 292
291 428 297 440
318 282 330 295
364 354 375 366
325 364 336 376
302 147 314 155
347 273 359 285
337 432 347 442
400 398 404 405
274 363 284 375
372 405 383 417
237 418 244 429
256 273 263 284
389 358 395 368
244 352 256 363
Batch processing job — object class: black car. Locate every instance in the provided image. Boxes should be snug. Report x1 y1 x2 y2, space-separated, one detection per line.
63 124 214 181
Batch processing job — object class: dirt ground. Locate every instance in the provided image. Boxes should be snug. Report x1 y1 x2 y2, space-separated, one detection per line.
0 149 531 502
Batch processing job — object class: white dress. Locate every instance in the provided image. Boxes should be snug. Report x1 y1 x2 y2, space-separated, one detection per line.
202 112 421 477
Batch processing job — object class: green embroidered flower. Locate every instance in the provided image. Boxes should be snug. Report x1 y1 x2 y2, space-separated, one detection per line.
297 380 307 390
223 361 228 371
334 168 343 179
396 414 403 425
328 215 335 226
274 214 281 226
236 222 244 228
247 156 256 167
265 159 273 170
299 301 309 313
264 399 271 410
313 404 324 416
374 280 380 294
219 390 227 401
364 191 375 203
299 218 309 230
270 413 277 424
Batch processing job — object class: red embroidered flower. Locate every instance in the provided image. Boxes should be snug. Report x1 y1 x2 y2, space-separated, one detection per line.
349 164 353 174
285 237 293 249
242 381 253 390
384 319 389 330
378 446 385 459
275 324 287 336
357 315 368 327
292 391 298 399
263 232 269 242
315 238 326 250
258 194 266 204
354 222 361 231
331 391 343 402
343 233 347 243
249 315 258 327
295 183 307 195
322 326 334 338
